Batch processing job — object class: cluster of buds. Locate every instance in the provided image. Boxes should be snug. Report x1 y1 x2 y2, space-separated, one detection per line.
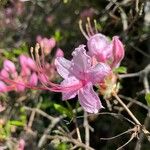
0 20 124 114
0 37 63 94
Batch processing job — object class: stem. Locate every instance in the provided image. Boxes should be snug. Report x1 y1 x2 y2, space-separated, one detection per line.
84 111 90 148
74 116 82 142
113 92 141 125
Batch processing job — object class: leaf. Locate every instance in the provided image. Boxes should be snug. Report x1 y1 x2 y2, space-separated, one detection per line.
54 30 63 42
9 120 25 127
53 103 73 118
145 93 150 106
114 66 127 74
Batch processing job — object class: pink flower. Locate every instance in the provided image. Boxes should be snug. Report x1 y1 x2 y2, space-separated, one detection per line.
79 20 125 69
54 45 111 113
87 34 125 68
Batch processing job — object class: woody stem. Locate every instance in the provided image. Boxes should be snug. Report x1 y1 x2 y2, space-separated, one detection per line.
113 92 141 125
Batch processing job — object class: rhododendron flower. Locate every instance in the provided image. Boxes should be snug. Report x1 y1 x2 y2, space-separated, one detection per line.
87 34 124 68
54 45 111 113
79 20 125 69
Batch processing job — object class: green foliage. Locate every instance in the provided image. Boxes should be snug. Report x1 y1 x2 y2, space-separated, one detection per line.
114 66 127 74
53 103 73 118
3 43 28 61
145 93 150 106
54 30 63 42
57 142 70 150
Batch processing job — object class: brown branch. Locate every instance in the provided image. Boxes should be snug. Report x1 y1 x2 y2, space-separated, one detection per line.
46 135 95 150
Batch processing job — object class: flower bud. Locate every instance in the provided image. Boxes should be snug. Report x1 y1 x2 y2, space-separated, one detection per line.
111 36 125 68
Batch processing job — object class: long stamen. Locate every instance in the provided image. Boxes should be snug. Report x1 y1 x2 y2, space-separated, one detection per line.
94 19 98 33
40 45 45 67
86 23 92 37
79 20 89 40
35 43 42 69
87 17 94 35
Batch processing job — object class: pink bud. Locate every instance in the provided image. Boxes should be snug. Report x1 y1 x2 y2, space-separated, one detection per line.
36 35 42 43
19 55 27 68
0 81 7 92
48 37 56 48
55 48 64 57
0 69 9 78
17 139 25 150
16 79 26 92
3 60 16 73
27 57 37 71
112 36 125 68
87 34 111 62
29 73 38 86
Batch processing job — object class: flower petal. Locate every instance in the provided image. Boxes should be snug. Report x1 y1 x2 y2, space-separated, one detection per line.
89 62 111 84
71 45 92 79
3 60 16 73
111 36 125 68
78 83 103 113
55 57 71 79
61 76 80 100
87 34 112 62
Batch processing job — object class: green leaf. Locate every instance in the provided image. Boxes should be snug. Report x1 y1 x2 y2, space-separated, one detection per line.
145 93 150 106
9 120 25 127
114 66 127 74
54 30 63 42
53 103 73 118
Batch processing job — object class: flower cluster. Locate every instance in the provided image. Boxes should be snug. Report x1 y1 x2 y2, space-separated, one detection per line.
0 22 125 113
0 37 63 93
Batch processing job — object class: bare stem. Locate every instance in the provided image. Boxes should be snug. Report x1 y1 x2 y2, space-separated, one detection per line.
84 111 90 148
113 92 141 125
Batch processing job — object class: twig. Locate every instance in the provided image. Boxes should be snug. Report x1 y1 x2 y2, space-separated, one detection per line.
119 95 150 111
84 111 90 148
135 64 150 150
119 64 150 79
24 106 55 121
74 116 82 142
113 93 141 125
46 135 95 150
100 128 134 140
38 117 63 148
27 98 42 128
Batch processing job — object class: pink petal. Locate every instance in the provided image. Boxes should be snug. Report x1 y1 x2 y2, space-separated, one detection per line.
111 36 125 68
87 33 111 61
55 57 71 79
78 83 103 113
0 69 9 78
89 63 111 84
61 76 80 100
17 139 25 150
29 73 38 86
0 81 7 92
27 57 37 71
3 60 16 73
19 55 27 68
55 48 64 57
71 45 92 79
16 79 26 92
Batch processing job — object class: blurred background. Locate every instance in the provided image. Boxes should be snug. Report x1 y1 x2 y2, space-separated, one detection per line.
0 0 150 149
